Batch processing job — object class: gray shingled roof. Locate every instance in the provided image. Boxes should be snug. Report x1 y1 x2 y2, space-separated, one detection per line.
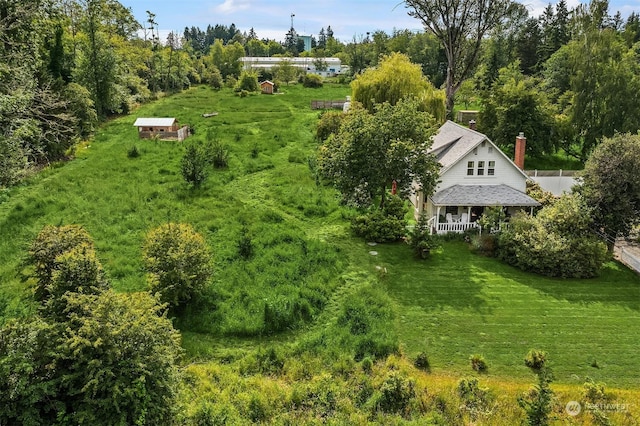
133 118 177 127
431 184 541 207
429 121 486 169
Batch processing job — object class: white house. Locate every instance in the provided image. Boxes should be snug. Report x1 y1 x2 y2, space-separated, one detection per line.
410 121 540 234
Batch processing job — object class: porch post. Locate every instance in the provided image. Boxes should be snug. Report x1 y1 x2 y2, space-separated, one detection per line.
467 206 471 221
436 206 441 232
530 207 534 215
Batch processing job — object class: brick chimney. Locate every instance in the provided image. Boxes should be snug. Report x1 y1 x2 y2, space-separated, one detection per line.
469 120 476 130
514 132 526 169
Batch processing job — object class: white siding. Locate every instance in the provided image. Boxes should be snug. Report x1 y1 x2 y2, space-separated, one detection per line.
437 141 527 193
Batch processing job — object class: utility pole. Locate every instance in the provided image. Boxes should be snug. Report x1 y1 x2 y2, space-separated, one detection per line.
291 13 295 30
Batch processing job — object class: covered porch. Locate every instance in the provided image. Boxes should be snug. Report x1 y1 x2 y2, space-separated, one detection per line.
427 185 540 235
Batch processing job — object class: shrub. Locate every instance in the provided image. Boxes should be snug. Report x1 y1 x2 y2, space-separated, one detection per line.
413 352 430 371
206 138 229 169
408 213 439 258
469 354 488 372
207 66 223 90
373 371 416 415
181 144 208 188
302 73 323 88
361 356 373 373
28 224 94 300
470 234 497 256
143 223 212 309
457 378 493 422
127 145 140 158
237 225 253 259
235 71 259 92
583 377 611 426
315 110 344 142
44 243 110 318
519 350 555 426
497 196 608 278
351 195 408 243
524 349 547 371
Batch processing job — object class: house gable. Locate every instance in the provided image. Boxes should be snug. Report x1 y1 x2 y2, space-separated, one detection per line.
431 121 529 193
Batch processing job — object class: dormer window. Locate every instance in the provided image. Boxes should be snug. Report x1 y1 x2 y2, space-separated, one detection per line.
488 146 493 154
481 141 486 147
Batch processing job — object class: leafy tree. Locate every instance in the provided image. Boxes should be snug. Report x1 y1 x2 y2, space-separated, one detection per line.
565 28 640 159
478 62 556 157
272 59 298 85
351 53 446 122
181 143 209 188
58 291 183 425
143 223 212 309
405 0 515 116
235 70 259 92
318 98 440 208
579 133 640 240
44 242 110 318
28 224 95 300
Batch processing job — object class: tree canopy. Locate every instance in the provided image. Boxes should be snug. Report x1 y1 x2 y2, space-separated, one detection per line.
317 98 440 208
579 133 640 239
405 0 515 115
351 53 446 122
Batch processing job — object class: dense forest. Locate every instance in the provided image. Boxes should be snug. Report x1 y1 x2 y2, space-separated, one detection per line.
3 0 640 191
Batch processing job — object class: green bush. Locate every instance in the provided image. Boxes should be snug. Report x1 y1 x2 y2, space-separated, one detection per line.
373 371 416 415
302 73 323 88
497 196 608 278
235 71 259 92
469 354 488 372
457 378 493 422
127 145 140 158
519 350 555 426
315 110 344 142
408 213 440 258
28 224 94 300
181 144 208 188
524 349 547 371
206 138 229 169
351 196 408 243
470 234 497 256
414 352 430 371
143 223 212 309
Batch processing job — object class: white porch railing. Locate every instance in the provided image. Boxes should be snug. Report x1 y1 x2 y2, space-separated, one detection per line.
435 222 479 234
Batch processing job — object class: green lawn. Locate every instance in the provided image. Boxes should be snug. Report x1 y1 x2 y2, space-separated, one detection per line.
1 84 639 393
372 241 640 387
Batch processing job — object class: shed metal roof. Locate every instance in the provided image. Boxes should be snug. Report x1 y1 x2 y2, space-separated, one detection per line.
431 184 541 207
133 118 177 127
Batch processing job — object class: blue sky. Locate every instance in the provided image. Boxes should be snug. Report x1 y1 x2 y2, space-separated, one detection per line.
119 0 640 43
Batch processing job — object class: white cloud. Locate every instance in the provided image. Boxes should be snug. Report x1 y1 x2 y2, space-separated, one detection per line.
216 0 252 14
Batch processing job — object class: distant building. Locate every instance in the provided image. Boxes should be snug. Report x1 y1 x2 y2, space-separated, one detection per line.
133 117 190 141
298 35 312 52
260 80 275 94
241 56 348 78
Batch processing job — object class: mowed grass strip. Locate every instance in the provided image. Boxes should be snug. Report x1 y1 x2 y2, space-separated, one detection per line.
371 241 640 387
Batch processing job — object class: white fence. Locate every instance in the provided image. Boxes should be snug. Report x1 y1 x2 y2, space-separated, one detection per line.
435 222 478 234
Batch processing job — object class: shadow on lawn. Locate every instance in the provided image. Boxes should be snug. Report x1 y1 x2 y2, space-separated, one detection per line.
511 260 640 311
376 242 491 314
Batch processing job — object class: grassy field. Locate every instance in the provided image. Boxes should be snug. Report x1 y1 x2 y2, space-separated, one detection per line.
1 84 639 423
